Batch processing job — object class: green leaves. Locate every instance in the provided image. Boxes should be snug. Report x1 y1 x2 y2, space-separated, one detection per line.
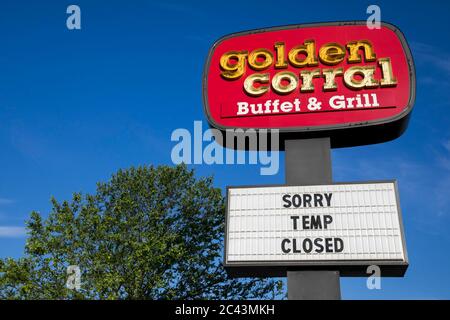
0 164 282 299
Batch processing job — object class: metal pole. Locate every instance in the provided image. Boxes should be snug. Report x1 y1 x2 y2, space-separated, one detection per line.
285 138 341 300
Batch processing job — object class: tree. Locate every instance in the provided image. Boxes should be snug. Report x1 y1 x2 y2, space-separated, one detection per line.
0 164 282 299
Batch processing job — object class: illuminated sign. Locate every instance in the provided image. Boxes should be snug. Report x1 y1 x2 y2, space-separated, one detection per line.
225 181 408 277
203 22 415 147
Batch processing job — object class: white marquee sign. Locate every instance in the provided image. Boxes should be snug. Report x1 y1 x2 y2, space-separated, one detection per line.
225 181 408 275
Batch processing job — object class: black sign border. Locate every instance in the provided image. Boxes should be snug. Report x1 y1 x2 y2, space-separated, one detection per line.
224 180 409 277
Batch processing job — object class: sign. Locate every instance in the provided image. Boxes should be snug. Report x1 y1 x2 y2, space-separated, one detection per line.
225 181 408 277
203 21 415 147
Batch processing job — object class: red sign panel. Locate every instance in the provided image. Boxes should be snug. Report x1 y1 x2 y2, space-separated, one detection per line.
203 22 415 137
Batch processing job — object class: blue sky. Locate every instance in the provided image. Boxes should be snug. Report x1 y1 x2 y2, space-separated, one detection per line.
0 0 449 299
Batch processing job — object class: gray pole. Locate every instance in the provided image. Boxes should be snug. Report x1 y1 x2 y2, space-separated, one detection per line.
285 138 341 300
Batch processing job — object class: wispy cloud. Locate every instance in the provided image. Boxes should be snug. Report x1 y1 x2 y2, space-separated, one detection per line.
334 145 450 220
411 41 450 73
0 226 26 238
0 198 14 205
443 140 450 153
433 141 450 216
153 1 206 18
411 41 450 88
9 122 47 160
432 139 450 171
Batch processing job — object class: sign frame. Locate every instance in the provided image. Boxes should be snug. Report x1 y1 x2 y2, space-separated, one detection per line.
202 21 416 149
224 180 409 277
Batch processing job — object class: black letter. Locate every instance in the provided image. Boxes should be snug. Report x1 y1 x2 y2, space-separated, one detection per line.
325 238 333 252
314 194 324 207
314 238 324 253
281 239 291 253
290 216 300 230
302 238 313 253
334 238 344 252
324 215 333 229
302 215 310 229
292 194 301 208
324 193 333 206
310 215 322 229
282 194 291 208
303 194 312 207
292 239 301 253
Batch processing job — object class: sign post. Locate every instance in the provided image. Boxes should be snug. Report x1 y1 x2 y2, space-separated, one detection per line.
285 138 340 299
